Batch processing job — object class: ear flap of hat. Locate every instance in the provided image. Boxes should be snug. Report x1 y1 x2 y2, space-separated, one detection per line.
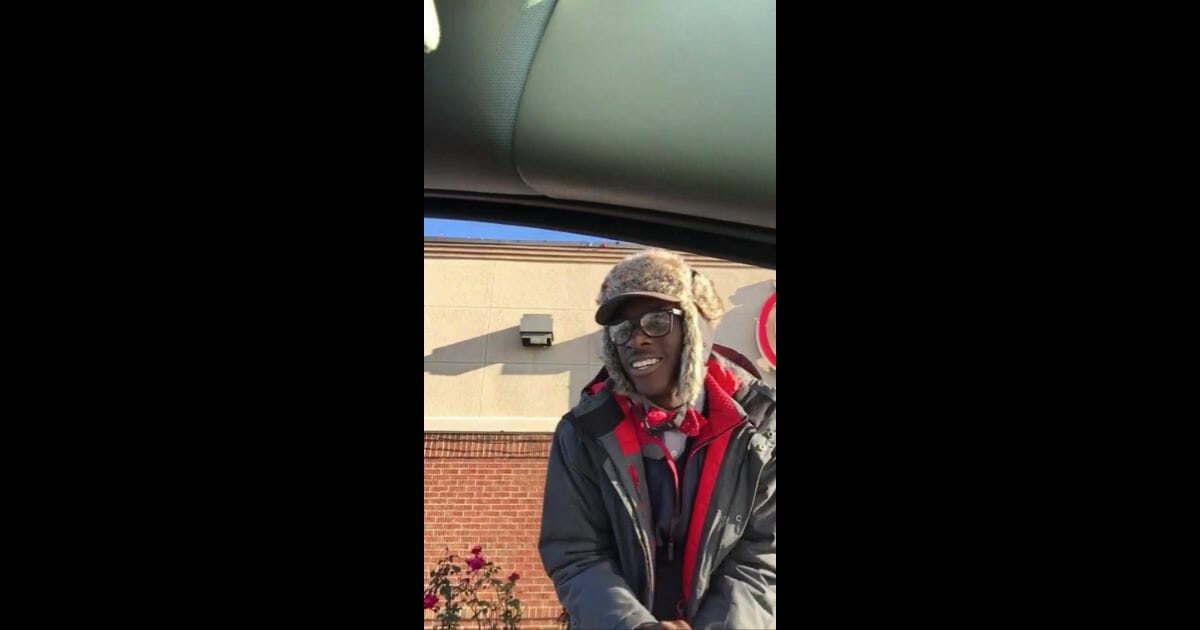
674 301 707 406
690 269 726 323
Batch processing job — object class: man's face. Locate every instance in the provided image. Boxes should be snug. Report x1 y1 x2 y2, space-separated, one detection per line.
611 297 684 406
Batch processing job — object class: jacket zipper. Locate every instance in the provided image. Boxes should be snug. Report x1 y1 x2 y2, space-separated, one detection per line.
669 445 680 563
664 421 742 562
670 440 701 563
645 434 682 563
675 418 749 609
612 409 749 607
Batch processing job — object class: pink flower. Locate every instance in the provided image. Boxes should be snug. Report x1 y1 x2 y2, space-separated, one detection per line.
466 555 485 571
508 572 520 582
470 545 483 555
424 593 438 609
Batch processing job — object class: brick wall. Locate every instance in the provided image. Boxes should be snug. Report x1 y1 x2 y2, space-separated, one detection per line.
424 433 563 629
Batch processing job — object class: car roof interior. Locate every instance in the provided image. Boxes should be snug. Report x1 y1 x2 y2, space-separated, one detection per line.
424 0 775 268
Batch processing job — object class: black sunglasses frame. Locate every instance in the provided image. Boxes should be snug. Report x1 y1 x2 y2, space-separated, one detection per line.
606 307 684 345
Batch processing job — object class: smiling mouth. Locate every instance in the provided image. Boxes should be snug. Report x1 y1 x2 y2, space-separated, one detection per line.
629 357 662 372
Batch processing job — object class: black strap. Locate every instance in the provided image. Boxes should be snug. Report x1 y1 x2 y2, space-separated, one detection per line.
712 343 763 379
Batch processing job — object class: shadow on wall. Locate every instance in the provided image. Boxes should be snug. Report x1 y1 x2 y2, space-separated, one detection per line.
424 327 600 376
728 279 776 318
424 327 604 414
720 279 776 386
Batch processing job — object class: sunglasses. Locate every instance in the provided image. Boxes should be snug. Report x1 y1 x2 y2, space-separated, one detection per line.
606 308 683 345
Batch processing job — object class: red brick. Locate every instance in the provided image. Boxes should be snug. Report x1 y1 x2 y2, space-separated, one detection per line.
424 434 560 619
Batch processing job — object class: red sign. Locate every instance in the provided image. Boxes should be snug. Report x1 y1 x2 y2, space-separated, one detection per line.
757 291 776 369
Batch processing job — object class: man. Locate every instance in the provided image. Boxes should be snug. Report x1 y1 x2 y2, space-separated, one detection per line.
539 249 777 630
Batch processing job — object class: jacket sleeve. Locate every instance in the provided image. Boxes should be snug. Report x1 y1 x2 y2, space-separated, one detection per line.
690 448 777 629
539 420 658 630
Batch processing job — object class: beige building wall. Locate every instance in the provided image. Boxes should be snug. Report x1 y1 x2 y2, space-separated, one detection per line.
424 241 775 432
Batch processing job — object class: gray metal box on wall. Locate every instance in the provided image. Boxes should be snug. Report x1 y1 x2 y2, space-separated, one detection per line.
519 314 554 347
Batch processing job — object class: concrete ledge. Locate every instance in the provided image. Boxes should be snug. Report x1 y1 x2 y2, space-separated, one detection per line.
423 416 562 433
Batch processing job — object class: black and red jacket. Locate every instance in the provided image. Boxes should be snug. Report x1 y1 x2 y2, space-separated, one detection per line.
538 347 777 629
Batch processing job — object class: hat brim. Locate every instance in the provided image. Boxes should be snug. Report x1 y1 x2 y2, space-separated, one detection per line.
595 292 683 325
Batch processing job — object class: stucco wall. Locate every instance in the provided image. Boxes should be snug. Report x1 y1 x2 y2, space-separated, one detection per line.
424 248 774 431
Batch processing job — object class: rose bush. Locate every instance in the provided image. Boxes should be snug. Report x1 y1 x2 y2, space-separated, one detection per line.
424 545 524 630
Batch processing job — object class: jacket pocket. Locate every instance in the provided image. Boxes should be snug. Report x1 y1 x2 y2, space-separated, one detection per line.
715 453 767 558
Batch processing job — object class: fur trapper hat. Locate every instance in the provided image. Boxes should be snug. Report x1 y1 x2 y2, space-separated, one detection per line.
595 249 726 407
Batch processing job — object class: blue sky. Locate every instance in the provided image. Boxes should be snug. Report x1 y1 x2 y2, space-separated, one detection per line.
424 218 620 243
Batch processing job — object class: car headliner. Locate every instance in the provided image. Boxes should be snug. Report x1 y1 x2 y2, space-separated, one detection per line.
424 0 775 267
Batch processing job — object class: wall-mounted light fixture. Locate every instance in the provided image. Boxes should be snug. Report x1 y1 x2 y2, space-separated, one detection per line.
520 314 554 347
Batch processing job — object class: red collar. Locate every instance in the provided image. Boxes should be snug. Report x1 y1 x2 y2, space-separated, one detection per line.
610 357 746 444
691 358 746 442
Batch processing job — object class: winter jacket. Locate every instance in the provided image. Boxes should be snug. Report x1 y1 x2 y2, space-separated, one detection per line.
538 349 777 629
